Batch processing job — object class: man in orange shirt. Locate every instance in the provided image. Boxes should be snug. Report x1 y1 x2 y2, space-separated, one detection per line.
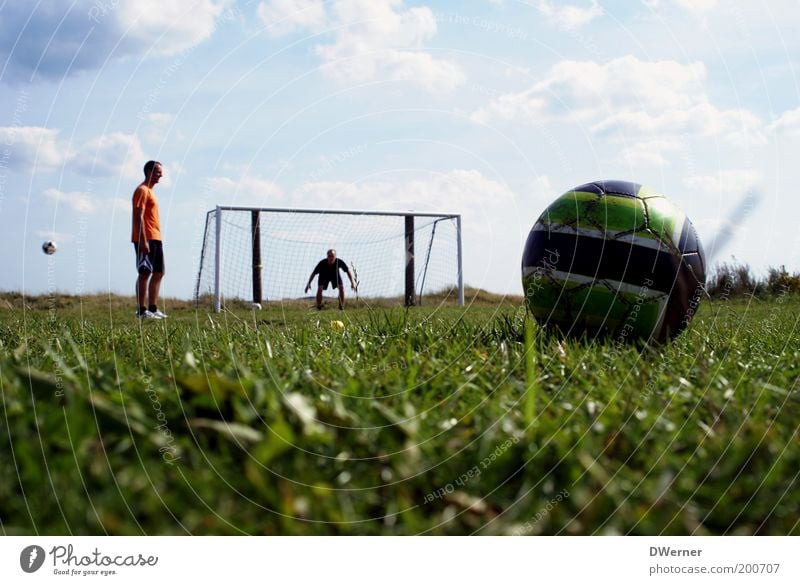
131 160 167 319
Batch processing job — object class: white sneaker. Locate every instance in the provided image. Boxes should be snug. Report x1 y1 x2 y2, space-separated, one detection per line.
151 310 168 319
137 310 158 319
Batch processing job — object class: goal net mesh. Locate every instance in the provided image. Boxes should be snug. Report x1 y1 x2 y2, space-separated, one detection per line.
195 208 460 306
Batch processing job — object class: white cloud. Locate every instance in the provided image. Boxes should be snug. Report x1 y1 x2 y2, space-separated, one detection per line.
532 175 553 195
533 0 603 31
36 230 75 243
70 132 146 178
317 42 464 93
475 57 703 121
0 126 148 178
141 113 176 145
207 175 284 201
673 0 718 13
258 0 327 36
0 1 234 84
290 169 513 213
684 170 760 194
618 139 685 166
0 127 64 170
117 0 231 56
40 188 135 216
257 0 464 92
112 197 131 213
642 0 718 13
145 113 176 127
472 56 766 147
592 102 764 147
768 107 800 135
42 188 97 213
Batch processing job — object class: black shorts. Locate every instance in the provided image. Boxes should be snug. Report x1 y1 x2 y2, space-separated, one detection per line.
319 274 342 290
133 240 164 274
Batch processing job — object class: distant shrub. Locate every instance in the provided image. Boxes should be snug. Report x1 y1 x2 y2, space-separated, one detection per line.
765 265 800 295
707 260 759 298
707 260 800 299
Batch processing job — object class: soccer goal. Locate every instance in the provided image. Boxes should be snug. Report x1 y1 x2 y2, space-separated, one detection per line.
194 206 464 311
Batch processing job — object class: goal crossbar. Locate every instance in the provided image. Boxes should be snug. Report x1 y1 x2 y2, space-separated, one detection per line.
213 205 461 219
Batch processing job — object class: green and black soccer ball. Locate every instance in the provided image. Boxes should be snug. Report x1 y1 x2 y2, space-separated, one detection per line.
522 180 706 342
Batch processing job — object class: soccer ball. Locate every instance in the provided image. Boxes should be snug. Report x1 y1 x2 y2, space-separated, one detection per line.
42 241 57 255
522 180 706 342
330 320 345 331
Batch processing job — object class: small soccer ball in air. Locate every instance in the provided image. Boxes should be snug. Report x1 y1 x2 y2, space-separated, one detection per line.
522 180 706 342
42 241 57 255
330 320 345 331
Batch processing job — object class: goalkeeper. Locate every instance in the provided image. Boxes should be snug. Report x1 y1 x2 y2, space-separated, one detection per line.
305 249 357 310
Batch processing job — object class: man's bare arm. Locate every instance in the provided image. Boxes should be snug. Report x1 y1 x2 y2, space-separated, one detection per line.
136 208 149 253
305 270 317 293
348 268 357 291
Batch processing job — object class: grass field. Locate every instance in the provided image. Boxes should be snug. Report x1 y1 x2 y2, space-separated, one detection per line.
1 291 798 535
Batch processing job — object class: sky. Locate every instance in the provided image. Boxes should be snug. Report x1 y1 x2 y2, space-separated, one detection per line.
2 0 800 300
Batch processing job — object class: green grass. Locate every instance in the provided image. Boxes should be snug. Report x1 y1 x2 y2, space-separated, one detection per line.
1 292 798 535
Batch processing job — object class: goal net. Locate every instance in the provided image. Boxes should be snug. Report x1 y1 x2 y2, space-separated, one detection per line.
194 206 463 311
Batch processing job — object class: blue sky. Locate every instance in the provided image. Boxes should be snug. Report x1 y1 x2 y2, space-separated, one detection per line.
2 0 800 299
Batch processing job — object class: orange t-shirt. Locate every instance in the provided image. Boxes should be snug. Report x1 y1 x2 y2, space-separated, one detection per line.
131 184 162 242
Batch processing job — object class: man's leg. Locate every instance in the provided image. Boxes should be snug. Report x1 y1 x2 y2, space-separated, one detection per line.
146 241 166 315
338 285 345 310
148 272 164 310
137 273 150 314
316 286 323 309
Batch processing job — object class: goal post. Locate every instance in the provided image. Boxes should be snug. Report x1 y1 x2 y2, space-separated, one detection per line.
195 206 464 311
